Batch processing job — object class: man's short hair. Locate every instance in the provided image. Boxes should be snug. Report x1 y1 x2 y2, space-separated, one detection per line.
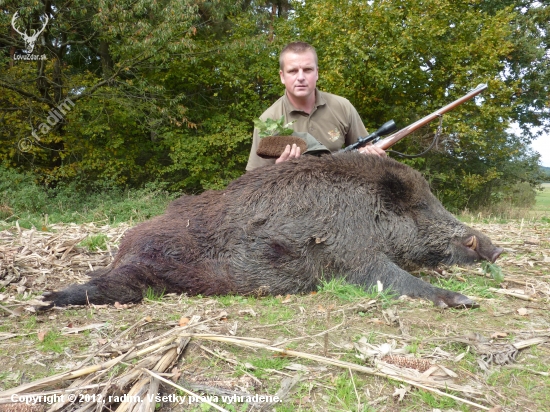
279 42 318 70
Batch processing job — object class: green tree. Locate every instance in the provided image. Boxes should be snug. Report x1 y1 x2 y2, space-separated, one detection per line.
1 0 547 211
0 0 239 188
277 0 546 210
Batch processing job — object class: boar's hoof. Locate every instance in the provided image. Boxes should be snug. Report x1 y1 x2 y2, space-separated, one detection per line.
434 291 479 309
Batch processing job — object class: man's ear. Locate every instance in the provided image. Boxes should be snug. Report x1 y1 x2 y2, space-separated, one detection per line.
279 70 285 84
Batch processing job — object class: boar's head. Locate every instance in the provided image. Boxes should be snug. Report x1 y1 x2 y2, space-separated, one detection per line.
372 157 503 271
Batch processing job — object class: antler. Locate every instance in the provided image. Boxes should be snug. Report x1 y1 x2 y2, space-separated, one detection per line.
11 11 26 38
30 13 49 42
11 11 49 53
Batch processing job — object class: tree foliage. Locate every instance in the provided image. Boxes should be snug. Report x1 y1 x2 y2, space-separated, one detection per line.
0 0 548 210
280 0 546 210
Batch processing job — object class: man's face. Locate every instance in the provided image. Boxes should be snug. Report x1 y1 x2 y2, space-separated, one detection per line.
279 51 319 102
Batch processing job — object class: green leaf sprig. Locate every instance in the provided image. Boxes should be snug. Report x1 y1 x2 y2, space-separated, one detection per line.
254 115 295 138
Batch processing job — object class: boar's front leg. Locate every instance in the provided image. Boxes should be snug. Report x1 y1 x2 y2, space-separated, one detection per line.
346 257 477 309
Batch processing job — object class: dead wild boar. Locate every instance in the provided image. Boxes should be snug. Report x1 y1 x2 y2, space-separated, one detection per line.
43 152 503 309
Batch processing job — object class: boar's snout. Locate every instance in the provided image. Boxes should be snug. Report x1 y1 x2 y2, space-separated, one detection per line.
463 235 503 263
488 246 504 263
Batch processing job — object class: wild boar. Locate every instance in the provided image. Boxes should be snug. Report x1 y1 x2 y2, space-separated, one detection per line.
43 152 502 309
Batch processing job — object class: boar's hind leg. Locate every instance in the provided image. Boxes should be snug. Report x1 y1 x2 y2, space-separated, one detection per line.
43 264 159 308
348 259 478 309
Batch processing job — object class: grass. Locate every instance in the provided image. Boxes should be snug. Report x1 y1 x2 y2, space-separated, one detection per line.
216 295 254 307
534 183 550 213
481 261 505 282
79 233 109 251
455 182 550 222
2 271 549 410
1 170 550 410
431 274 500 299
0 167 177 229
38 330 71 354
412 390 467 411
318 277 397 307
246 355 291 379
144 287 166 302
318 278 373 301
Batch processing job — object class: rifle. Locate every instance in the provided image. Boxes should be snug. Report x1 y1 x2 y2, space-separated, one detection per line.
342 83 488 152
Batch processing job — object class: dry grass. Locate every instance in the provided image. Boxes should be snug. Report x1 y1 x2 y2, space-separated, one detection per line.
0 217 549 412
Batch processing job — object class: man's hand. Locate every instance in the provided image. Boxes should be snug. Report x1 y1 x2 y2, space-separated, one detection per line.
358 144 386 157
276 143 302 164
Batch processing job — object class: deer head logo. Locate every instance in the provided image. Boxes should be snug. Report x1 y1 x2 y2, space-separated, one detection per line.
11 11 49 54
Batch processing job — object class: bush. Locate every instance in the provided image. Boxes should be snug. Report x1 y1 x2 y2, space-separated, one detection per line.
0 166 49 214
0 163 177 226
506 182 537 208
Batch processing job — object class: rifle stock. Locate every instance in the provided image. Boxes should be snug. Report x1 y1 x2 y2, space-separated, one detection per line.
373 83 488 150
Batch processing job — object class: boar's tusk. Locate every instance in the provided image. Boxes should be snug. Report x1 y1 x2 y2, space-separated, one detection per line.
464 235 477 251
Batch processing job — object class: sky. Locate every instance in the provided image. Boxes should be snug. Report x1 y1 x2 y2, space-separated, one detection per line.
531 133 550 167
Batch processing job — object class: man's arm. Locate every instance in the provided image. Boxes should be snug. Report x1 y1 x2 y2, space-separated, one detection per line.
358 145 386 156
346 103 386 157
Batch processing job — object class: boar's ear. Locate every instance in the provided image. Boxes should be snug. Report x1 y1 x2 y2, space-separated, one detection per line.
378 172 415 212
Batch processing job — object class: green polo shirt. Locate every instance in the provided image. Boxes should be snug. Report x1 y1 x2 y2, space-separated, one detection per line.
246 89 368 170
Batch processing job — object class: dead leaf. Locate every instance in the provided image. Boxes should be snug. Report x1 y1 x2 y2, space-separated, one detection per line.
281 294 292 303
367 318 385 325
382 308 399 325
228 321 238 335
491 332 508 339
517 308 528 316
454 352 467 362
179 317 190 327
171 366 181 381
238 308 257 317
392 385 410 402
285 363 311 372
37 330 46 342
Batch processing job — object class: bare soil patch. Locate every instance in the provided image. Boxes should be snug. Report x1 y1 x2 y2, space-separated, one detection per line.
0 219 549 411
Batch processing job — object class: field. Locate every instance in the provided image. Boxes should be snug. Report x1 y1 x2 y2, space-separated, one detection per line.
534 183 550 213
0 190 549 412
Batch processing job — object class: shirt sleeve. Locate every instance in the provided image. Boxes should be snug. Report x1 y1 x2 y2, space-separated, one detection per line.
246 127 277 171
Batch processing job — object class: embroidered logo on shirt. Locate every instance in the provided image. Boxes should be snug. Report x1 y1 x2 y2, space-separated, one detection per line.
327 129 341 142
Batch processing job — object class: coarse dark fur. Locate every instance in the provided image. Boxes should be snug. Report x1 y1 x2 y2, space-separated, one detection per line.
43 152 502 309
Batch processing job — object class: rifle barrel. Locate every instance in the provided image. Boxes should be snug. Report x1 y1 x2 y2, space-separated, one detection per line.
374 83 488 150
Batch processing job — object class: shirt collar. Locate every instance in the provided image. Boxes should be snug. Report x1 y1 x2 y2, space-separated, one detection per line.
283 89 326 114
